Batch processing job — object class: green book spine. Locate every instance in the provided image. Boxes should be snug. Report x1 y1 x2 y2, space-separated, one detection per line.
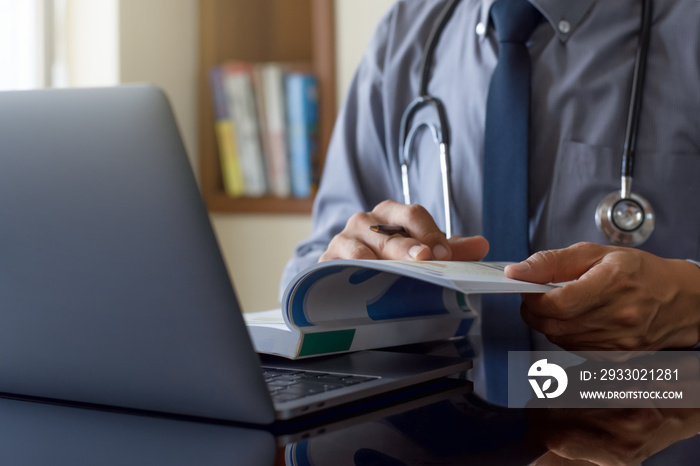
298 330 356 357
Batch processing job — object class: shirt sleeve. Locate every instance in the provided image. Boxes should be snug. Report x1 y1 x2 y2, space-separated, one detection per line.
279 6 402 300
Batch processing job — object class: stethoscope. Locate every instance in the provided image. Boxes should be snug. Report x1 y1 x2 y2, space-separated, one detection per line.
399 0 655 247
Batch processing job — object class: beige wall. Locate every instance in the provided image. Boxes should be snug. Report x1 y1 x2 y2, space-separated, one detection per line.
118 0 198 173
209 213 312 308
115 0 393 313
334 0 395 102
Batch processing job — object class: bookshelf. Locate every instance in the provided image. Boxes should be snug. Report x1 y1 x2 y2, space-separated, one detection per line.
198 0 336 214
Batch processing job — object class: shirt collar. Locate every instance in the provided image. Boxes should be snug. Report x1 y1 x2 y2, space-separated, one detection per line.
478 0 596 42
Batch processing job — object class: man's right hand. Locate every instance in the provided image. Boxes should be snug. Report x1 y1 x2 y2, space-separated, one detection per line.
319 200 489 262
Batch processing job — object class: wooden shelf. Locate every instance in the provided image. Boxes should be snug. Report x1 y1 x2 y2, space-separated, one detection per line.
204 194 314 215
197 0 336 214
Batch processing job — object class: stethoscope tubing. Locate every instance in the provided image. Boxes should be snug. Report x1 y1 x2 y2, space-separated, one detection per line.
621 0 652 197
399 0 461 238
400 0 654 246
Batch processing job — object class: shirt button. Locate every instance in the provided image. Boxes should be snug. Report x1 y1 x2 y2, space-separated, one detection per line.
558 20 571 34
476 22 487 36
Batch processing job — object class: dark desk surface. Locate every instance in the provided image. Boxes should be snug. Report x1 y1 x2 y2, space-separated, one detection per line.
2 386 700 465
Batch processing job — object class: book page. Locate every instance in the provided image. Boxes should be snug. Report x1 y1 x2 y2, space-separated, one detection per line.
243 308 289 330
284 260 556 329
380 260 556 292
285 265 472 328
386 261 512 279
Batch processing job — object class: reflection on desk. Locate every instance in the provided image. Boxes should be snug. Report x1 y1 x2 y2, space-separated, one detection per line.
1 392 700 465
287 394 539 465
528 407 700 465
0 396 276 465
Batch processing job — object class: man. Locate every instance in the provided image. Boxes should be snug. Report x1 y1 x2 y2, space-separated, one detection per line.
281 0 700 353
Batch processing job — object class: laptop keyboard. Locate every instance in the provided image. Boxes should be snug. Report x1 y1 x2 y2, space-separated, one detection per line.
262 367 379 404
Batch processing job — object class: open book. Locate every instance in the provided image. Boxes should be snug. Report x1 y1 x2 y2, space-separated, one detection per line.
244 260 556 359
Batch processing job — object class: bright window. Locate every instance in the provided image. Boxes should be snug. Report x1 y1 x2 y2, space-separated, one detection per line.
0 0 45 90
0 0 117 91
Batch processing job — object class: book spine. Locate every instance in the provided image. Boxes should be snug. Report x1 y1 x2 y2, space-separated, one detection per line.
223 63 268 197
295 317 469 358
285 73 319 199
298 329 356 357
258 63 291 197
304 75 320 195
208 67 245 197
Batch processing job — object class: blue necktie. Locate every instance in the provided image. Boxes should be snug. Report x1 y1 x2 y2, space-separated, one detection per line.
483 0 541 261
481 0 542 405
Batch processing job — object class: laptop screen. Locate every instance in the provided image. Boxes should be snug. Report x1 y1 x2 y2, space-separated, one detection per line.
0 86 274 423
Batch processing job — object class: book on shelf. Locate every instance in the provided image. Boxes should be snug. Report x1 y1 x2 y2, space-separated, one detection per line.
285 72 319 199
208 67 245 197
208 61 320 200
222 62 268 197
252 63 291 198
243 260 556 359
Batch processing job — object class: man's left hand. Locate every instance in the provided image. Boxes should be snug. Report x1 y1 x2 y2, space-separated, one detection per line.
504 242 700 351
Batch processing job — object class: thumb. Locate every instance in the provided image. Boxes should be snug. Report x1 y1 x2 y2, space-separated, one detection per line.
448 235 490 261
504 242 609 284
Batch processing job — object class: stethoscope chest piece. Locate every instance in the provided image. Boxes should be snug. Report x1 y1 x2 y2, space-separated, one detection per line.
595 189 654 247
593 0 654 248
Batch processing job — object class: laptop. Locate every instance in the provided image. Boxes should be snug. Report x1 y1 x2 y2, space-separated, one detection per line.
0 85 470 424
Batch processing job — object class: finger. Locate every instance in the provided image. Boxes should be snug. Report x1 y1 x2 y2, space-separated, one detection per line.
506 243 616 321
504 242 611 284
346 211 433 260
379 235 433 260
518 279 613 329
520 275 606 311
320 233 378 261
372 201 452 260
322 232 433 261
448 235 490 261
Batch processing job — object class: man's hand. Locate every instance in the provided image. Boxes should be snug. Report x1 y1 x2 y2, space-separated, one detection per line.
504 242 700 351
530 406 700 466
319 200 489 262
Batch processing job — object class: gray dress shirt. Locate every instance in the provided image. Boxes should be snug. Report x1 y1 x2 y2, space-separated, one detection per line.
281 0 700 296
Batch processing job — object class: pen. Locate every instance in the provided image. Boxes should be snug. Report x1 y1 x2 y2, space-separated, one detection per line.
369 224 411 238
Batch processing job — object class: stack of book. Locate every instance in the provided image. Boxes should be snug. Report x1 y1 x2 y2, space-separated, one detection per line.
208 62 319 199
